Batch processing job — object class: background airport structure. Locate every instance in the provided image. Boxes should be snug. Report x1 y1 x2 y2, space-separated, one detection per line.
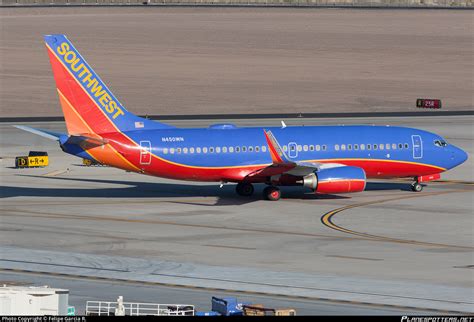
1 0 472 8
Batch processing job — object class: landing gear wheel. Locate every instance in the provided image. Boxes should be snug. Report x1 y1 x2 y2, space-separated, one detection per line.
263 186 281 201
236 182 254 196
411 182 423 192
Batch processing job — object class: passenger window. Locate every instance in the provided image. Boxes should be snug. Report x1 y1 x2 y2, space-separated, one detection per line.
170 148 175 154
379 144 384 150
248 146 253 152
335 144 340 151
255 146 260 152
360 144 365 150
209 147 214 153
373 145 378 150
385 144 390 150
341 144 346 151
392 143 397 150
216 147 221 153
398 143 403 149
404 143 409 149
163 148 168 154
367 144 371 150
310 145 314 151
229 147 234 153
242 147 247 152
190 147 195 154
354 144 359 150
322 145 327 151
222 147 227 153
235 147 240 153
303 145 308 152
262 146 267 152
203 147 208 153
297 145 302 152
196 147 201 153
183 148 188 154
177 148 182 154
348 144 352 150
315 145 320 151
283 145 288 152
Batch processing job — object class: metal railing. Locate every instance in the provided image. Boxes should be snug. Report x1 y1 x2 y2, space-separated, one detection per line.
86 300 195 316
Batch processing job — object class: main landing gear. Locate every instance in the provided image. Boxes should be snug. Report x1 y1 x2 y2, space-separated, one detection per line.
235 183 282 201
236 182 254 196
263 186 281 201
411 181 423 192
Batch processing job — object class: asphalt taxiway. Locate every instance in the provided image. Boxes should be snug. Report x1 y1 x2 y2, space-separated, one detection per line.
0 116 473 314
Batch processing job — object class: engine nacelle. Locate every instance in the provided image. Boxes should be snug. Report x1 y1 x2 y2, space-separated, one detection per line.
302 166 366 194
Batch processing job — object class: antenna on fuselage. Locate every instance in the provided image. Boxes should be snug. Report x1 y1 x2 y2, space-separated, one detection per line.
281 121 287 129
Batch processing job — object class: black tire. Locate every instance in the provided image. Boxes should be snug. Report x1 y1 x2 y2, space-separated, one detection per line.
236 182 254 196
263 186 281 201
411 183 423 192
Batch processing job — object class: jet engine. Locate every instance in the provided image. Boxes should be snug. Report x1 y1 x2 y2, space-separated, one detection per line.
300 166 366 194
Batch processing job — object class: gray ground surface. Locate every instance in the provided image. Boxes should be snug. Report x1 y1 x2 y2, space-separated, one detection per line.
1 7 473 117
0 116 473 314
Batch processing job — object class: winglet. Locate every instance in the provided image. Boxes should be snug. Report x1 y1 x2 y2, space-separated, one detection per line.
263 130 291 164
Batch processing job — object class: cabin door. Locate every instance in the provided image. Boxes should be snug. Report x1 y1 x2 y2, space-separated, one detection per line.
288 142 298 158
411 135 423 159
140 141 152 165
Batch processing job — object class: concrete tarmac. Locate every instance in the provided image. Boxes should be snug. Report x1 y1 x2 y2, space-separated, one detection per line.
1 7 473 117
0 116 473 314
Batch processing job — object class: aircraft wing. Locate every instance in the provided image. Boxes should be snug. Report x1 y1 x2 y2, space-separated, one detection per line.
247 130 346 179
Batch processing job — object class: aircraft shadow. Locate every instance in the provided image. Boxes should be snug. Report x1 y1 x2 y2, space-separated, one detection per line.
365 181 413 192
1 175 411 204
1 175 352 205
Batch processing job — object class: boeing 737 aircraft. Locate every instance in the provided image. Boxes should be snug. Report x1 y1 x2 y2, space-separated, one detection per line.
16 35 468 201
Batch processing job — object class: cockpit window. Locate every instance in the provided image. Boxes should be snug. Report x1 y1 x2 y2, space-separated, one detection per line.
434 139 448 147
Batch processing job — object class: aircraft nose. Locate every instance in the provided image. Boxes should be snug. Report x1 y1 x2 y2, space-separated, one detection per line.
451 146 468 167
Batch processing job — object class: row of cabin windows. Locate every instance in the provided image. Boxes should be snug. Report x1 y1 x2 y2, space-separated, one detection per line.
285 145 328 152
162 143 410 155
163 146 269 155
334 143 409 151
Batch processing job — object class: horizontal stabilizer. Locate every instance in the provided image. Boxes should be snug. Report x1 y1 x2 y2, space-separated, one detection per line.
14 125 63 141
